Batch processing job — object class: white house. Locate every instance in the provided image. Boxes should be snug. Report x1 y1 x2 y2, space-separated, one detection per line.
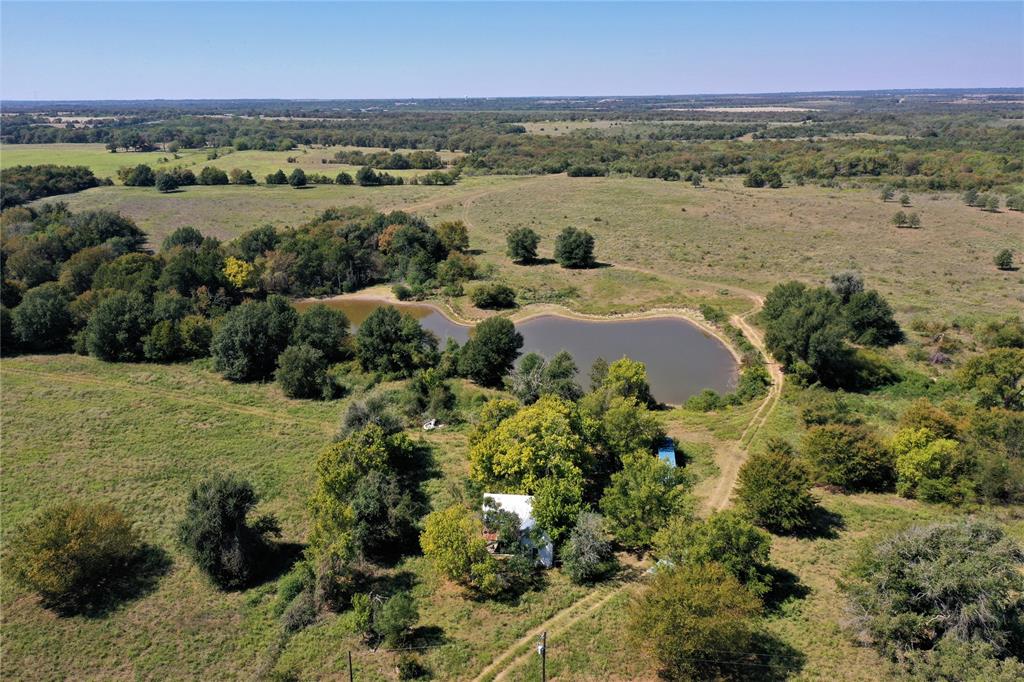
482 493 555 568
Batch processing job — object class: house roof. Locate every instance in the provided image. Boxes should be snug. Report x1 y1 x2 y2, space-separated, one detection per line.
483 493 536 532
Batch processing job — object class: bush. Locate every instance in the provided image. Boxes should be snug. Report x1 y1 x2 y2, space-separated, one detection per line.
276 344 330 399
162 225 205 252
85 290 153 361
653 510 773 597
844 519 1024 660
177 474 281 590
288 168 307 188
11 282 71 351
994 249 1014 270
375 591 419 647
630 562 762 681
802 423 893 492
735 440 818 533
506 227 540 263
155 171 179 193
197 166 229 185
8 501 142 612
554 227 595 268
561 512 617 584
335 171 354 185
470 282 516 309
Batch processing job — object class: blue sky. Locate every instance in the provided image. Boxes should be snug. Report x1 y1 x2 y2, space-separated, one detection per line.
2 1 1021 100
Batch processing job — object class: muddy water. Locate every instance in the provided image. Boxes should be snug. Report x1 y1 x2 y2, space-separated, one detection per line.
295 298 738 404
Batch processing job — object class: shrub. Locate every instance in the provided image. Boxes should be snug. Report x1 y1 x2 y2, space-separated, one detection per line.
561 512 617 584
652 510 773 597
336 171 354 185
162 226 205 252
506 227 540 262
844 519 1024 660
890 428 970 503
554 227 595 268
630 562 762 680
197 166 229 185
435 220 469 253
375 591 419 647
470 282 516 309
8 501 143 613
229 168 256 185
994 249 1014 270
802 424 893 491
288 168 307 188
265 169 287 185
155 171 179 193
178 474 281 590
276 344 330 399
735 440 817 533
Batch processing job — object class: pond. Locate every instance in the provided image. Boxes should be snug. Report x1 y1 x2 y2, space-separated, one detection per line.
295 297 739 405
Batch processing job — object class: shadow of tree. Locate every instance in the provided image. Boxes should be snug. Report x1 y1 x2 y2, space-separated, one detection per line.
61 543 172 618
250 541 307 589
790 505 845 541
762 566 811 614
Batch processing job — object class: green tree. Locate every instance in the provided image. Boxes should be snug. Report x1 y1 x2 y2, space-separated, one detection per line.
458 316 523 387
763 283 852 385
11 283 71 351
600 451 689 551
292 303 350 362
161 226 205 252
892 211 908 227
420 504 491 585
890 427 970 503
92 253 162 294
600 357 655 406
122 164 155 186
827 270 864 304
8 501 143 613
265 169 287 185
844 519 1024 659
355 305 439 377
630 562 762 680
336 171 354 185
561 512 617 584
197 166 229 185
554 227 595 268
531 470 585 544
275 344 330 399
143 319 182 362
351 470 418 563
735 440 817 533
506 227 540 263
85 290 153 361
802 423 893 491
288 168 307 188
469 395 588 492
229 168 256 185
845 290 903 346
900 193 911 207
211 296 298 381
960 348 1024 410
435 220 469 253
58 244 116 294
155 171 179 193
177 475 280 590
375 591 419 647
653 510 773 597
994 249 1014 270
470 283 516 309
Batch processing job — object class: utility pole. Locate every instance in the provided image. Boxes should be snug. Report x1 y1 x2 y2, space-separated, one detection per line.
348 650 353 682
537 631 547 682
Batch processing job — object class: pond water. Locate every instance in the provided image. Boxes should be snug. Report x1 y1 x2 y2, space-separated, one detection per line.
295 298 738 404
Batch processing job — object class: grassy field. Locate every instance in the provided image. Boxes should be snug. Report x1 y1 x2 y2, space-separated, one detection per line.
0 143 460 184
35 173 1022 321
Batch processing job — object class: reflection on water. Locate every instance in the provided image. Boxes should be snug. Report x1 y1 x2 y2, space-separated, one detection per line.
295 298 738 404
